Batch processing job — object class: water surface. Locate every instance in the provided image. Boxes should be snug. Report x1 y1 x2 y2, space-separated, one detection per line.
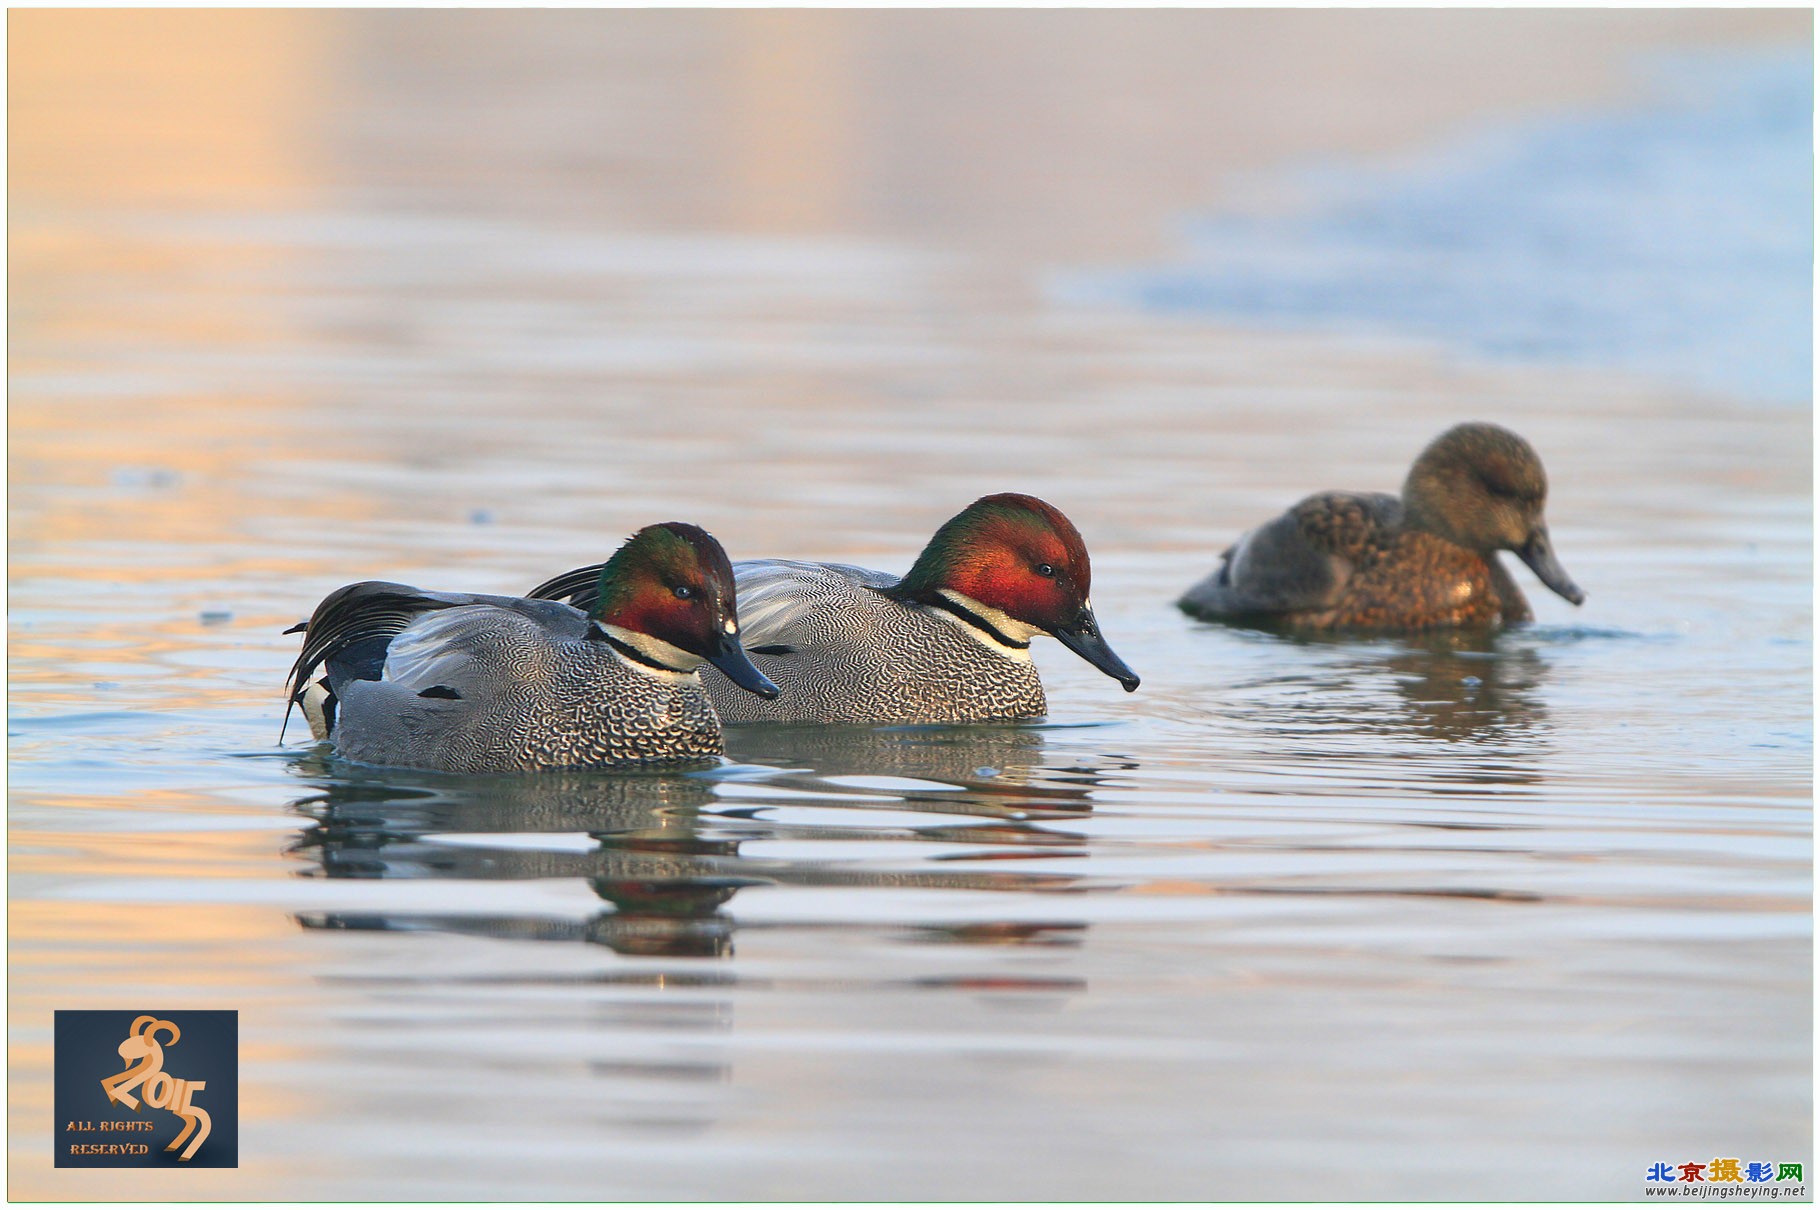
8 10 1810 1201
1062 49 1814 404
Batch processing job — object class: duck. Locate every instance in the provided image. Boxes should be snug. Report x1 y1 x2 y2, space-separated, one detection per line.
528 493 1140 724
283 522 778 773
1178 422 1585 633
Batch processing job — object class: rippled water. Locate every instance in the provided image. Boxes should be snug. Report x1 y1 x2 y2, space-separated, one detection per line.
9 10 1811 1201
1063 49 1815 404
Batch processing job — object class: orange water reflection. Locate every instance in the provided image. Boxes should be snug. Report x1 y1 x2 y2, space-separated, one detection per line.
10 9 1811 1200
8 9 333 209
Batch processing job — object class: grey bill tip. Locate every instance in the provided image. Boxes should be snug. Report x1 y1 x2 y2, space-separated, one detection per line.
1054 611 1142 692
1517 528 1585 606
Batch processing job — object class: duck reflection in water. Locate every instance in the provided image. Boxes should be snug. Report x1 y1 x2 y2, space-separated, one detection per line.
1232 630 1554 794
286 724 1127 960
719 720 1137 818
1381 632 1551 748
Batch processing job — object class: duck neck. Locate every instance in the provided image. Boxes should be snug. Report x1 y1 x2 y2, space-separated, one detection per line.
1400 469 1468 548
925 588 1039 656
595 622 703 681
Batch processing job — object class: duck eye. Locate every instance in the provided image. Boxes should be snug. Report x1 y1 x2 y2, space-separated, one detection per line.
673 585 695 600
1482 478 1536 505
1035 563 1056 578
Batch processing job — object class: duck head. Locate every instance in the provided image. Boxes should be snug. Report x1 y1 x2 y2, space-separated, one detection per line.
1402 422 1585 606
592 523 779 698
895 493 1140 691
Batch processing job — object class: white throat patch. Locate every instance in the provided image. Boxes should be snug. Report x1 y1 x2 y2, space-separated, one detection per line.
932 589 1040 659
601 623 704 680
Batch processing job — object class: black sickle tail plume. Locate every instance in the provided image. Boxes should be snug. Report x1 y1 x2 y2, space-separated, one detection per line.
279 582 466 743
525 563 607 615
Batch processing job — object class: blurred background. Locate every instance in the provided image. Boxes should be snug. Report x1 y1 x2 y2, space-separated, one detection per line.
9 9 1812 1201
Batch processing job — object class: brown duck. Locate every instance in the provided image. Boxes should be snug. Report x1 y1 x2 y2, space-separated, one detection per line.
1178 422 1585 633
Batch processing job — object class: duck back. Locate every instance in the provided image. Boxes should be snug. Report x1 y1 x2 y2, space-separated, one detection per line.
703 560 1046 724
299 590 723 773
1181 491 1524 632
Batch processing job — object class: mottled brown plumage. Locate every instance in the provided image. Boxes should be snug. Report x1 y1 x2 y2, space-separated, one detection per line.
1179 423 1583 634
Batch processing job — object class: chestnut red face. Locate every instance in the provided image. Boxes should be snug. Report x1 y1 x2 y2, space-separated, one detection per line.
901 494 1139 692
593 523 778 698
937 501 1088 633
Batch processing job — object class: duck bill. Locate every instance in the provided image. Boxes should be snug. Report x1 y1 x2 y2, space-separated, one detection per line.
709 632 781 699
1516 527 1585 606
1052 608 1141 692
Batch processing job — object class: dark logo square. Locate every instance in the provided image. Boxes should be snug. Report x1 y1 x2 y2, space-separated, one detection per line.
53 1010 238 1168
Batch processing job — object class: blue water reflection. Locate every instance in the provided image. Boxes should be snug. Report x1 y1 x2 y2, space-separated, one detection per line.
1062 51 1813 404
